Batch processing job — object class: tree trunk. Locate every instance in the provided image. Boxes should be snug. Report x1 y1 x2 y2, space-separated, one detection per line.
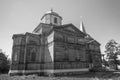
115 59 118 70
115 63 118 70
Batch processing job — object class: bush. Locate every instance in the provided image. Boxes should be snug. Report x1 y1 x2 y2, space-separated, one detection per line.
89 67 109 72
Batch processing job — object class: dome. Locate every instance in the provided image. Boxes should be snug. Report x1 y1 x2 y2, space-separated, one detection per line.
41 9 62 20
45 10 59 16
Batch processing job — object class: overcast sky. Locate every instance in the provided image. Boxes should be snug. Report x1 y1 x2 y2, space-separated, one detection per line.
0 0 120 58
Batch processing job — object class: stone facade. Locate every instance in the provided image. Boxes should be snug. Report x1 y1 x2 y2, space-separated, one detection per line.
9 10 102 75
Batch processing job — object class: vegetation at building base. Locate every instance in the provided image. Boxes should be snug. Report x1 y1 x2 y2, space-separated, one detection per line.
104 39 120 70
1 72 120 80
0 50 10 74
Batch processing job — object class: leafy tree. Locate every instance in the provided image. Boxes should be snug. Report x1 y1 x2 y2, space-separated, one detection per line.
0 51 10 73
105 39 120 70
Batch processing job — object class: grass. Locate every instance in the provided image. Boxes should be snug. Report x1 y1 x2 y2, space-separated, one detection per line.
0 72 120 80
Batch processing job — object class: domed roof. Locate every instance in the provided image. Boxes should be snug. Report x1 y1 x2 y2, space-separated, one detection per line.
41 9 62 20
45 10 59 16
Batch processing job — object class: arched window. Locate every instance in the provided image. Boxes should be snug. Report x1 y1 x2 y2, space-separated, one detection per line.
13 48 19 61
14 53 18 61
31 52 36 62
54 17 57 24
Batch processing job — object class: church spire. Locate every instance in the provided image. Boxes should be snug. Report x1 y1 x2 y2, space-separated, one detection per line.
79 16 86 34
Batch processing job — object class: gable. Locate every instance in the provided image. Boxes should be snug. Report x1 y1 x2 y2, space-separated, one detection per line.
64 26 76 32
93 41 100 46
33 23 52 34
33 23 42 33
88 40 100 46
61 24 86 37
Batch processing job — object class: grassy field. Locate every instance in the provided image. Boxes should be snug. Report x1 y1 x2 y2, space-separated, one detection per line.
0 72 120 80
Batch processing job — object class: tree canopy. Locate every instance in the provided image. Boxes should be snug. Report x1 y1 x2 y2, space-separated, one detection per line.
105 39 120 70
0 50 10 73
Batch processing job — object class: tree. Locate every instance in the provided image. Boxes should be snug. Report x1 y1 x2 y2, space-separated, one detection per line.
105 39 120 70
0 51 10 73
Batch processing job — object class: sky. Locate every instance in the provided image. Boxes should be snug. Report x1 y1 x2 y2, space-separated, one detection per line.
0 0 120 58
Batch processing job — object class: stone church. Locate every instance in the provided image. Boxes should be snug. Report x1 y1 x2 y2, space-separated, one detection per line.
9 10 102 75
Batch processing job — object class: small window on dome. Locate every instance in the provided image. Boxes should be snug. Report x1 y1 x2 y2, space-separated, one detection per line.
54 17 57 24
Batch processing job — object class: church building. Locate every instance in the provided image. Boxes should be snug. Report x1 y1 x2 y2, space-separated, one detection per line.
9 10 102 75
